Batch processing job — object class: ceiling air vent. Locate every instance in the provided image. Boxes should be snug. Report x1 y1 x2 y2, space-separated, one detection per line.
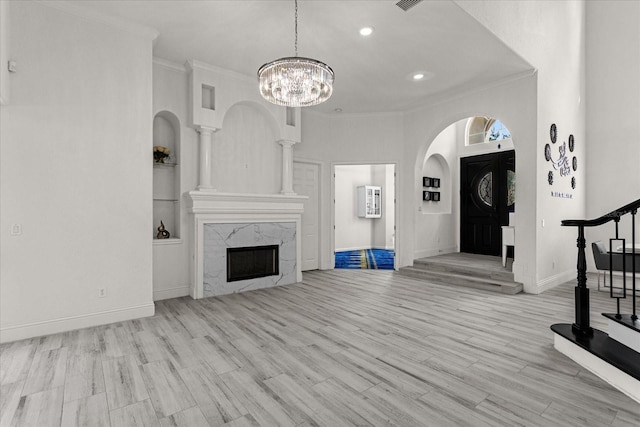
396 0 423 12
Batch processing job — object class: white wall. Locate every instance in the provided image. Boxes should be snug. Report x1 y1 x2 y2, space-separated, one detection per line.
334 164 394 252
585 0 640 262
415 123 457 258
152 60 197 301
335 165 375 251
216 104 281 194
0 2 157 342
299 112 404 268
300 73 538 288
457 0 587 292
403 75 538 291
377 164 396 250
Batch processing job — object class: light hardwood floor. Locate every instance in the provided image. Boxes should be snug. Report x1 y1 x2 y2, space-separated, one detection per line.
1 270 639 426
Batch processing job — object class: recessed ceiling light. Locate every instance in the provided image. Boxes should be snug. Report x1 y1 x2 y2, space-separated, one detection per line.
407 71 434 82
359 26 374 36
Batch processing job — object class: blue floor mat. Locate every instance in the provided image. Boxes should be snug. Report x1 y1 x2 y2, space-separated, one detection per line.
335 249 395 270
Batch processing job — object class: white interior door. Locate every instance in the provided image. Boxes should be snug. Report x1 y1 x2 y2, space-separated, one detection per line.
294 161 320 270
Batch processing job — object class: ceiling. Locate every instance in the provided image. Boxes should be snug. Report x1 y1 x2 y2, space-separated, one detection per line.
73 0 533 115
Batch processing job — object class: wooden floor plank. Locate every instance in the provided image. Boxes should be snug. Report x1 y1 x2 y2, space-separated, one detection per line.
102 355 149 411
60 393 110 427
0 269 637 426
109 399 157 427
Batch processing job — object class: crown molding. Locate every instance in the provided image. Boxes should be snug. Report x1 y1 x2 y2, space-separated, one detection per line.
405 68 537 114
185 59 255 84
153 57 187 73
36 1 159 41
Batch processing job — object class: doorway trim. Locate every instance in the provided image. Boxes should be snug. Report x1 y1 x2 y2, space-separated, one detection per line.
331 162 398 270
293 159 322 271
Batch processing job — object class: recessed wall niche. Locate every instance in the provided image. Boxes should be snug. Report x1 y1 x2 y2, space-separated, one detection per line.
153 111 181 240
421 154 450 214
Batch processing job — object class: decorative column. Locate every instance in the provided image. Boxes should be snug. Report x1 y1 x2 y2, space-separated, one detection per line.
197 126 217 191
277 139 298 195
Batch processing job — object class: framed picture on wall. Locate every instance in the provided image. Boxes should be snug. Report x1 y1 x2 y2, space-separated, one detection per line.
422 191 431 201
431 191 441 202
423 177 432 187
432 178 440 188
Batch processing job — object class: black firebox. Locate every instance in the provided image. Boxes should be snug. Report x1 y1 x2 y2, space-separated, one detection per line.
226 245 279 282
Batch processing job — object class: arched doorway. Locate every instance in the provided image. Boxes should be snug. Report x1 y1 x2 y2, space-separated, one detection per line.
460 117 515 256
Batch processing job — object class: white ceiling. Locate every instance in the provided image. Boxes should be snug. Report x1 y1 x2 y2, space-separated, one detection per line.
73 0 533 114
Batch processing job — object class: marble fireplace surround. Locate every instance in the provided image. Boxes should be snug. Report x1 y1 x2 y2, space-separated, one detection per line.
187 190 306 299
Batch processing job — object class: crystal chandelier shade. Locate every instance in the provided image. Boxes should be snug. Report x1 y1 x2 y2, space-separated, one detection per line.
258 0 334 107
258 57 334 107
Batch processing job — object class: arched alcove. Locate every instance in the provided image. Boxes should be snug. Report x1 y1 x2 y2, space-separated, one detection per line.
215 102 281 194
421 153 451 214
413 114 517 260
153 110 181 240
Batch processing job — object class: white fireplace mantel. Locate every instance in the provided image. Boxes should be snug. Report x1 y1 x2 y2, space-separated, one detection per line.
188 190 306 215
187 190 306 299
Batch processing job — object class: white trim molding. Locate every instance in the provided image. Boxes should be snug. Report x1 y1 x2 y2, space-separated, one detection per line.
187 190 306 299
0 303 155 344
554 333 640 404
153 286 191 301
529 268 576 294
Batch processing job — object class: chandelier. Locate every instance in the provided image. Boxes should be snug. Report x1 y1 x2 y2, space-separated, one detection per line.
258 0 334 107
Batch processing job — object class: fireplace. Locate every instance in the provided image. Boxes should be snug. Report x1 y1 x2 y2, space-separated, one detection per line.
187 191 304 298
227 245 279 282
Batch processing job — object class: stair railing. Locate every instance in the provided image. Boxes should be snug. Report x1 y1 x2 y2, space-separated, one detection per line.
561 198 639 336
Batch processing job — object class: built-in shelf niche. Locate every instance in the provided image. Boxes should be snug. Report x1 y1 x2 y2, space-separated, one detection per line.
153 111 180 240
201 84 215 110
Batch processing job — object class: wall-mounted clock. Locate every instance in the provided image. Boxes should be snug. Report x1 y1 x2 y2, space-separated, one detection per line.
550 123 557 144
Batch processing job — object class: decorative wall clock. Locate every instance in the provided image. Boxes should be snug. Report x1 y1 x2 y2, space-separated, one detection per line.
568 134 575 152
544 124 578 192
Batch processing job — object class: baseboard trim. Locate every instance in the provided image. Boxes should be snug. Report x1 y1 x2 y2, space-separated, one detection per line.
0 303 155 344
531 269 575 294
154 285 191 301
413 247 457 260
553 331 640 404
335 246 371 252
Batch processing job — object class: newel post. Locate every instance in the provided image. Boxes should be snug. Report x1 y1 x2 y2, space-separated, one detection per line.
572 225 593 336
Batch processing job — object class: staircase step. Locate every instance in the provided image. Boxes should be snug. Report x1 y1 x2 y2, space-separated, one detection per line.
603 313 640 353
398 266 523 294
412 254 515 282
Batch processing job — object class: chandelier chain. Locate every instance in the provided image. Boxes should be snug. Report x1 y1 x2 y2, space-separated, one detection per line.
294 0 298 57
257 0 334 107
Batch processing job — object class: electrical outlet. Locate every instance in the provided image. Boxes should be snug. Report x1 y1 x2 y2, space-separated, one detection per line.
98 288 107 298
10 224 22 236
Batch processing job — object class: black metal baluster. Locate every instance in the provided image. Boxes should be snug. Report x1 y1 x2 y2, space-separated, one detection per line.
610 218 625 319
632 209 637 321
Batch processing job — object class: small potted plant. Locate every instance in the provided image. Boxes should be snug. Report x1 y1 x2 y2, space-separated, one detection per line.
153 145 171 163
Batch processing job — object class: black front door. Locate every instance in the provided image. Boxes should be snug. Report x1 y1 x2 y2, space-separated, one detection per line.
460 150 515 256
